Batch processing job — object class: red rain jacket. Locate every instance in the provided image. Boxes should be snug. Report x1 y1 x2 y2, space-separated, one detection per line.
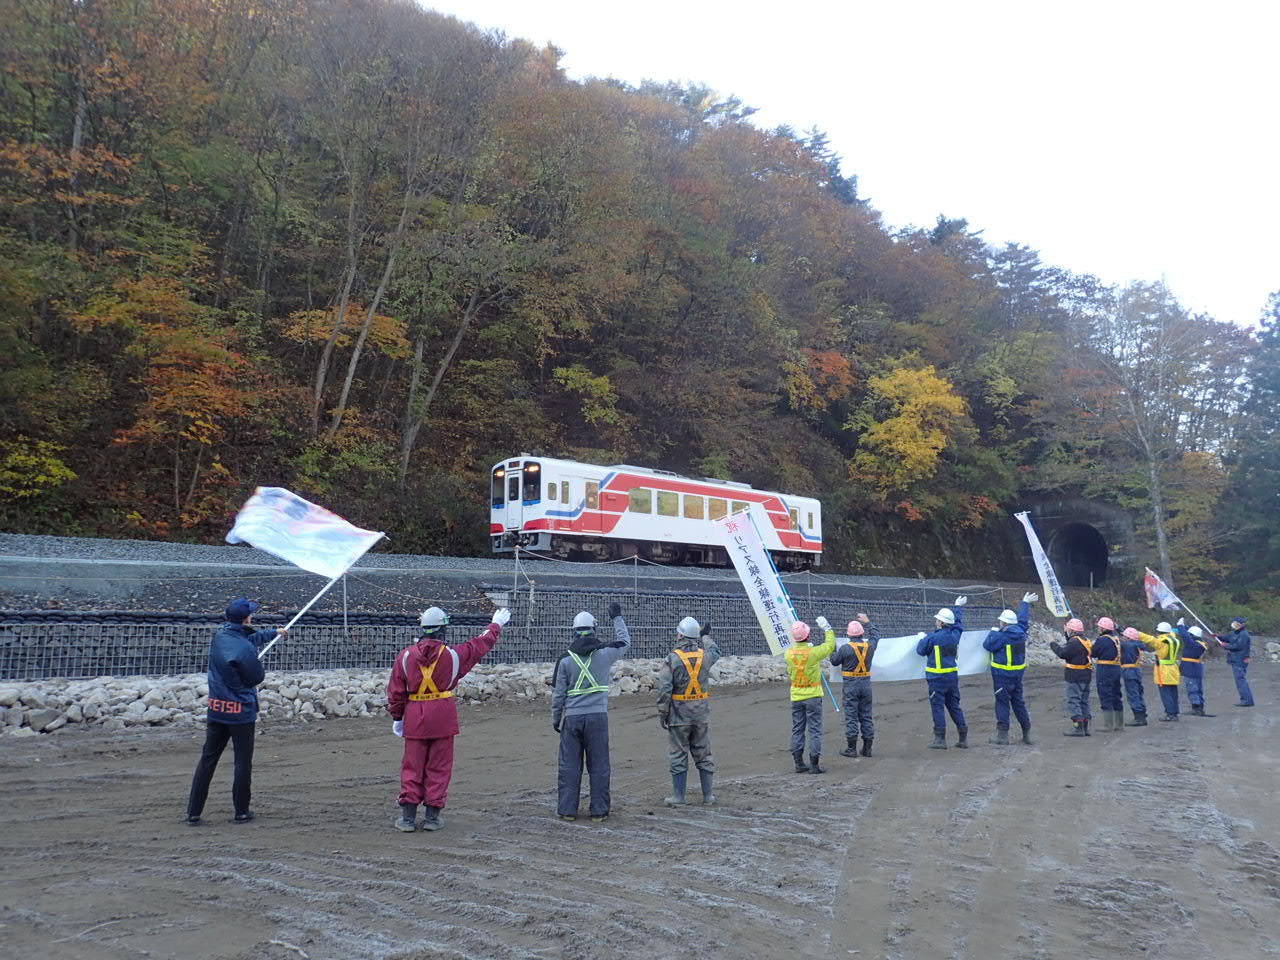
386 624 500 738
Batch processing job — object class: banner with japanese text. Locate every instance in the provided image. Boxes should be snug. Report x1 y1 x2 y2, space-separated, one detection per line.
227 486 384 580
715 509 796 655
1014 511 1071 618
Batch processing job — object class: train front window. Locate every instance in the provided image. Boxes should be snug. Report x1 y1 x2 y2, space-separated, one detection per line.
492 469 506 507
522 461 541 504
708 498 727 520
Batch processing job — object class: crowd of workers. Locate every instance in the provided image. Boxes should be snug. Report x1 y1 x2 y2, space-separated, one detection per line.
182 593 1257 830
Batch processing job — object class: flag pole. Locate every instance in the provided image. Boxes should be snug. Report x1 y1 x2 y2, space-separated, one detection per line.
1146 567 1217 638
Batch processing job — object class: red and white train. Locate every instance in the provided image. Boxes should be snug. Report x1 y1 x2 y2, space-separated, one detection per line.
490 455 823 569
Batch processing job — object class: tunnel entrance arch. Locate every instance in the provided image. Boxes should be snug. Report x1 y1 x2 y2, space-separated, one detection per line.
1049 522 1109 587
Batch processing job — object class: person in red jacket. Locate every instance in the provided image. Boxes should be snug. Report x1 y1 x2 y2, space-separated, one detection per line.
387 605 510 832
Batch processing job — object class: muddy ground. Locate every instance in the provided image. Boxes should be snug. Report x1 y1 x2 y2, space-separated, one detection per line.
1 666 1276 960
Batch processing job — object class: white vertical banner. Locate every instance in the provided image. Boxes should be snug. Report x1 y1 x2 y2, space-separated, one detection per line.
715 509 795 655
1014 510 1071 618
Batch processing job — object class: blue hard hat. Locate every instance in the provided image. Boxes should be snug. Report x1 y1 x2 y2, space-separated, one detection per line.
225 597 259 623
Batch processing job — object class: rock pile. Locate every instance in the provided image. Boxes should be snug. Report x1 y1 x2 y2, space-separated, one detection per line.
1267 641 1279 663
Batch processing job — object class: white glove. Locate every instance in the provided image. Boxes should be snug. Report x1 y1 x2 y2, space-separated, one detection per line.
954 596 968 607
1022 592 1038 603
492 608 512 627
1177 617 1185 626
392 719 404 737
816 616 831 631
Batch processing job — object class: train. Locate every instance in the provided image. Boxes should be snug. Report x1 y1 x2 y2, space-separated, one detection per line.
490 454 822 569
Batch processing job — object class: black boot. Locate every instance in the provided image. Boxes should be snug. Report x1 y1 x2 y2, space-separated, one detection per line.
793 751 808 773
395 803 417 833
955 728 969 749
1082 718 1091 736
988 726 1009 746
860 738 873 758
421 805 443 831
1064 720 1086 737
699 769 716 805
1021 727 1035 745
809 753 825 774
840 737 858 758
929 729 947 749
1126 711 1148 726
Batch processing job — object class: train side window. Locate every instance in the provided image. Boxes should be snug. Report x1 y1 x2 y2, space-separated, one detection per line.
807 511 814 529
732 500 748 515
657 491 678 516
586 481 599 510
629 488 652 513
789 508 798 530
561 480 570 503
684 495 705 519
492 469 506 507
547 483 557 502
708 498 727 520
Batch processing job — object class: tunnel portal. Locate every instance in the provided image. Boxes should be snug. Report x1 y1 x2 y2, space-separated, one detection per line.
1049 522 1109 588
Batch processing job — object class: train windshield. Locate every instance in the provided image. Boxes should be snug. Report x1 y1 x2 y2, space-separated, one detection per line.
522 461 541 504
491 467 506 508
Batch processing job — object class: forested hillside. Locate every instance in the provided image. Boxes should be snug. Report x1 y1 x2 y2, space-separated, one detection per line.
1 0 1277 605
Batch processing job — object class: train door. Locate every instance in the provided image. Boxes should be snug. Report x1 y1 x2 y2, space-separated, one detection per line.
582 478 602 533
504 459 523 531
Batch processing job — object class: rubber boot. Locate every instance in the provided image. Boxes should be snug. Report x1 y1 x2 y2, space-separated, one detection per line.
1126 711 1148 727
1064 720 1086 737
421 805 443 831
699 770 716 805
809 753 825 774
929 729 947 749
665 771 688 806
988 726 1009 746
1083 718 1091 736
793 751 808 773
860 738 873 758
1113 710 1124 732
1159 714 1179 722
955 728 969 749
840 737 859 758
1191 704 1203 716
1101 711 1114 732
1021 727 1035 745
395 803 417 833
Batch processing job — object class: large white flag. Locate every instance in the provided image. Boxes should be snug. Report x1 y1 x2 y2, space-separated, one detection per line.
227 487 384 579
1014 511 1071 618
715 509 796 655
830 629 996 683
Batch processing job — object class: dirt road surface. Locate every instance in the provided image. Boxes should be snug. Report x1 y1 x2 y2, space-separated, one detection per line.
1 666 1276 960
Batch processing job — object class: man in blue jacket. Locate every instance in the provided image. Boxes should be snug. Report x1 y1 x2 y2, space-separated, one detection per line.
982 593 1037 745
918 596 968 750
185 598 286 825
1177 620 1215 717
1217 617 1254 707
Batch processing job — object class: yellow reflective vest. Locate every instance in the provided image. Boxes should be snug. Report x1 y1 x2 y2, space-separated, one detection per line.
785 630 836 702
1136 631 1182 686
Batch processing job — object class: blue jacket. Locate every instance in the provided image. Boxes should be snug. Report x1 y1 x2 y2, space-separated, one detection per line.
982 600 1029 672
206 622 276 724
918 607 964 675
1119 637 1145 668
1177 625 1209 679
1218 627 1251 665
1091 632 1123 669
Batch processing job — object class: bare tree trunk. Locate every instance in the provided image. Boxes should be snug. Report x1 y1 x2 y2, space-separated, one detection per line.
398 333 426 489
1147 456 1173 588
67 83 86 252
311 188 360 435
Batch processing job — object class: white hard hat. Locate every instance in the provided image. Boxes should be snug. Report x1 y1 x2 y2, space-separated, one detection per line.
573 611 596 630
419 606 448 628
677 616 700 639
1157 621 1174 634
935 608 955 625
1188 626 1203 638
997 609 1018 625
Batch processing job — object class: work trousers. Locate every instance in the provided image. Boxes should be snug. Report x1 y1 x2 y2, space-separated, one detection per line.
1095 665 1123 711
1231 662 1254 706
398 735 456 808
842 677 875 740
926 674 965 733
1064 678 1092 721
558 712 611 818
991 671 1031 731
1158 683 1180 717
667 721 714 776
791 697 823 755
186 720 256 818
1122 670 1146 716
1184 673 1205 707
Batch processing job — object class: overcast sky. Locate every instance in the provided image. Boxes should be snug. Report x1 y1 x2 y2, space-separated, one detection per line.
427 0 1278 327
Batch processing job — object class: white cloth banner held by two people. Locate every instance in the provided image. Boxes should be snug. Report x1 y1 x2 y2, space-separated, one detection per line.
714 509 796 656
830 630 995 684
1014 510 1071 618
227 487 384 579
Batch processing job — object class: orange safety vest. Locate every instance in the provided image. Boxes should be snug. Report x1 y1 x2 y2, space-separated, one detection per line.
1095 636 1122 666
841 641 872 678
408 647 455 701
670 649 709 701
1065 636 1093 670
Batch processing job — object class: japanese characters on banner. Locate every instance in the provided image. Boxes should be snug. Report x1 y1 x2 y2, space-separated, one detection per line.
1014 511 1071 618
715 509 796 655
227 486 385 580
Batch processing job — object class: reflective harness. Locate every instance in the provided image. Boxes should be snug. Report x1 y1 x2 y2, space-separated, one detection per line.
989 634 1026 672
1182 639 1205 664
671 649 709 700
786 645 823 694
1065 637 1093 670
566 650 609 696
841 641 872 678
1121 642 1143 668
1156 634 1182 684
924 641 958 675
1095 635 1122 666
406 645 459 701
